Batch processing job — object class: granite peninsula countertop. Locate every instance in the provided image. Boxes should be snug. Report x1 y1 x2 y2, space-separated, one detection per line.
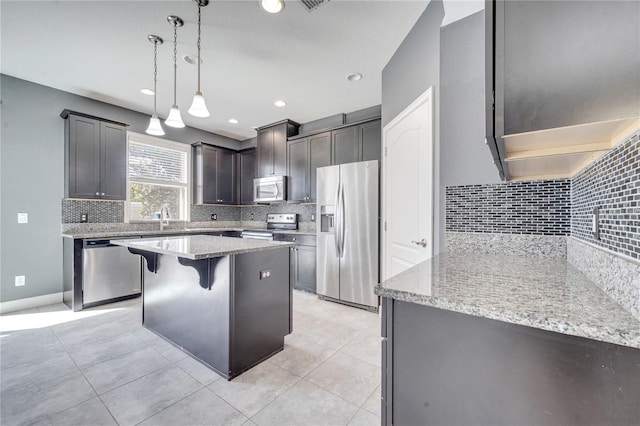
111 235 293 260
375 253 640 349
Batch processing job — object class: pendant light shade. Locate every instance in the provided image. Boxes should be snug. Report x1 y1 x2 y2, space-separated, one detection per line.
189 92 209 117
166 106 185 128
188 0 210 118
146 35 165 136
146 114 165 136
165 15 185 129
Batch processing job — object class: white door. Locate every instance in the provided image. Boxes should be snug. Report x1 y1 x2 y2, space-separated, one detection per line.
382 87 434 280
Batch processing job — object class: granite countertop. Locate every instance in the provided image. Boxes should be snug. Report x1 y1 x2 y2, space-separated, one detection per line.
110 235 293 260
375 253 640 349
62 224 317 239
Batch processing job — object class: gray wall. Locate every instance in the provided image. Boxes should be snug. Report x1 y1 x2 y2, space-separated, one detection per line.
439 11 501 249
381 2 498 253
382 0 445 252
0 74 241 302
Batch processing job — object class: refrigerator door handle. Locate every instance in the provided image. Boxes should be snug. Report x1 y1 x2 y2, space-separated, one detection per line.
334 182 341 257
339 182 346 258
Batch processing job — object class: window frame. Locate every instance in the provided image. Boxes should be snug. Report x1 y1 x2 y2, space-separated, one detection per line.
125 131 191 223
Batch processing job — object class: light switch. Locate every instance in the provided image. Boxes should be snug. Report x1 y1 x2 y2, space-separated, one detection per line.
15 275 25 287
17 213 28 224
260 270 271 279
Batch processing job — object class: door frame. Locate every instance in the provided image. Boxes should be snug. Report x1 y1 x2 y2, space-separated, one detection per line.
381 87 435 282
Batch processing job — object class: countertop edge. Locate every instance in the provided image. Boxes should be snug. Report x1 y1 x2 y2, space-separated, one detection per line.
375 286 640 350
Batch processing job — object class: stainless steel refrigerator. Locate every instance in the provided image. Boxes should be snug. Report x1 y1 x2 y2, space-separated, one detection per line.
316 160 379 310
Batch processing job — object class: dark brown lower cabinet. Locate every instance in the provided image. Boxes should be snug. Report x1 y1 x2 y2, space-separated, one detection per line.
381 298 640 426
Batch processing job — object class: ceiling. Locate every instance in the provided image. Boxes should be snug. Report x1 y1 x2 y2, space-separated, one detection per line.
1 0 429 141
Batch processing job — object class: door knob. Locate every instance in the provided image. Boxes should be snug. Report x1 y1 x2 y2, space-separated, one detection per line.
411 239 427 248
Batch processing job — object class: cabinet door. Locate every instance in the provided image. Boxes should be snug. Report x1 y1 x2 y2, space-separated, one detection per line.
216 150 235 204
239 149 256 205
332 126 360 165
293 245 317 293
201 145 218 204
272 123 288 176
257 128 274 177
68 115 101 198
309 132 331 201
287 138 309 202
100 122 127 200
361 120 381 162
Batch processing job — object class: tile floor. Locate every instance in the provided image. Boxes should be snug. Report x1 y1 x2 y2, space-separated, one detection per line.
0 291 382 426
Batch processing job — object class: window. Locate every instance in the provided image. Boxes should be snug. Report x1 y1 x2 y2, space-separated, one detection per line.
126 132 190 221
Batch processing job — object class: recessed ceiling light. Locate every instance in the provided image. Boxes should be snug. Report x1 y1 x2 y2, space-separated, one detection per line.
347 72 363 82
183 55 202 65
228 118 239 124
274 100 287 107
140 88 155 95
260 0 284 14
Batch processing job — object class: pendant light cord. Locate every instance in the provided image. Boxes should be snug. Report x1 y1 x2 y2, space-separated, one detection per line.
197 4 201 92
173 21 178 106
153 40 158 115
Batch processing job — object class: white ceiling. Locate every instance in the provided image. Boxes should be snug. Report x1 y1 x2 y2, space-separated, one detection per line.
1 0 429 141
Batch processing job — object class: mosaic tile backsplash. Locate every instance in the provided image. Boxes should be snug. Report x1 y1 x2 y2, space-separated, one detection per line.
190 204 241 222
446 179 571 235
240 203 317 223
62 199 124 223
571 131 640 260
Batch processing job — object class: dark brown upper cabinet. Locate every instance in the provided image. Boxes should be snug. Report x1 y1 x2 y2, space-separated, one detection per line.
192 142 236 205
256 120 300 178
62 110 128 200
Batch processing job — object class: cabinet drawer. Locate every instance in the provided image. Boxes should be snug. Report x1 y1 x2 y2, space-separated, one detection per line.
273 233 316 246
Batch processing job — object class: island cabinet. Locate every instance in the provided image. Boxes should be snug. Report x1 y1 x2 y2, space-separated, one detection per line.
256 120 300 178
286 132 331 202
192 142 235 205
111 235 292 380
331 119 381 165
237 148 256 205
61 110 128 200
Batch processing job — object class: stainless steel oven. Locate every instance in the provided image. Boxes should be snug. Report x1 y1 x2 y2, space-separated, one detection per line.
253 176 287 203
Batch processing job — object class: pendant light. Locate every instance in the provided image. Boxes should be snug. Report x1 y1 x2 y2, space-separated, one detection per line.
188 0 210 118
146 35 165 136
165 15 185 128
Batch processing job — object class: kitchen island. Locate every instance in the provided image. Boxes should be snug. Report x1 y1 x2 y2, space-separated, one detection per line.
111 235 293 380
375 253 640 425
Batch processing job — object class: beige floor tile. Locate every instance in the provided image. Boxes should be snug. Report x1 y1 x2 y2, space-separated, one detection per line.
208 362 299 418
252 379 358 426
306 352 380 406
348 408 381 425
340 333 382 367
362 385 381 417
301 319 361 350
268 335 335 377
140 388 247 426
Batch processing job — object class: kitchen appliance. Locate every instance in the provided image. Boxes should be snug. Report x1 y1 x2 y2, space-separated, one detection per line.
241 213 298 240
254 176 287 203
317 160 379 311
82 239 142 307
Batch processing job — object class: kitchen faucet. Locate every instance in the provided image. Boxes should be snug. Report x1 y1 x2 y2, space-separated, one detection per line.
160 205 170 231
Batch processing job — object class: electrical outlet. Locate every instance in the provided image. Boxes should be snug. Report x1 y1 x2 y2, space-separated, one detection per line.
17 213 28 224
260 270 271 279
311 213 316 222
80 213 88 223
593 206 600 240
250 214 254 220
211 213 217 221
15 275 25 287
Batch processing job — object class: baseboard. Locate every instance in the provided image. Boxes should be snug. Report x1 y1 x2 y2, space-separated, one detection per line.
0 293 63 315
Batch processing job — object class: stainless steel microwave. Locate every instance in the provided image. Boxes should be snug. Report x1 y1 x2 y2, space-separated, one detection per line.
253 176 287 203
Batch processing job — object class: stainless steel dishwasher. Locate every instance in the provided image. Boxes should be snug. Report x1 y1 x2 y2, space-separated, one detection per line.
83 239 142 306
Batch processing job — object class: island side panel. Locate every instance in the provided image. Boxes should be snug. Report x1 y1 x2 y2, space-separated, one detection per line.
142 253 231 376
384 299 640 426
230 247 290 376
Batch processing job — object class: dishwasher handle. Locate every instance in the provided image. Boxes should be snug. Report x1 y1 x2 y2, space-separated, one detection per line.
84 240 113 248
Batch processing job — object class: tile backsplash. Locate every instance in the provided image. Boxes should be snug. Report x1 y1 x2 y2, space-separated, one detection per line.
240 203 316 223
190 204 241 222
446 179 571 235
571 131 640 260
62 199 124 223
